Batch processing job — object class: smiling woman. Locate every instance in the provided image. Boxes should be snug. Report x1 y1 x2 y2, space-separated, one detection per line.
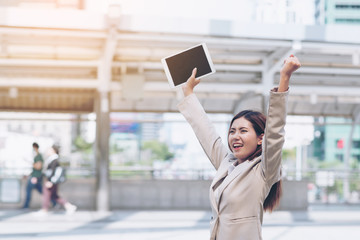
177 55 301 240
228 110 265 162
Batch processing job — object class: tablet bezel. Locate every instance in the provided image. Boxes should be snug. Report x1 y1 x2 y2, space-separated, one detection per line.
161 43 216 88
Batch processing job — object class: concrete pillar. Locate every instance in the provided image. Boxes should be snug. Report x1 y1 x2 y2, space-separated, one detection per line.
343 122 354 203
296 144 302 180
93 9 119 210
95 92 110 211
261 58 271 114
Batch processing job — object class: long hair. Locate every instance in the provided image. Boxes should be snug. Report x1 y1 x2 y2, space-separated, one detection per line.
52 144 60 155
228 110 282 212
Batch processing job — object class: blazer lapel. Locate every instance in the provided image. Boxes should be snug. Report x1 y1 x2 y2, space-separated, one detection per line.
216 157 261 207
209 162 231 213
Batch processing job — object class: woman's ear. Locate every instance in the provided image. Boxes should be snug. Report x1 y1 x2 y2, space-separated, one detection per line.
257 133 264 145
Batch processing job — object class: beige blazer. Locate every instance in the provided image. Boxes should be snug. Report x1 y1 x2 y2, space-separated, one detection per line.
178 89 288 240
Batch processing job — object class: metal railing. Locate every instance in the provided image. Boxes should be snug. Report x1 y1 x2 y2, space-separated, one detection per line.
2 167 359 204
284 169 360 204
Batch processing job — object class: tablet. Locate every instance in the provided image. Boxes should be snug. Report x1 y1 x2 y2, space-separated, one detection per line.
161 43 216 88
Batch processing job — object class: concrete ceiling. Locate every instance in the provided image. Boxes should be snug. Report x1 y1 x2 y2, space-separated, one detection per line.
0 7 360 119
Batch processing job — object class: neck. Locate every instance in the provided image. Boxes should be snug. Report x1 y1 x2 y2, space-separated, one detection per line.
236 159 245 165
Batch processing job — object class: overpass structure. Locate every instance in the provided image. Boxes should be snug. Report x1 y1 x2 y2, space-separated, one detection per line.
0 6 360 210
1 7 360 116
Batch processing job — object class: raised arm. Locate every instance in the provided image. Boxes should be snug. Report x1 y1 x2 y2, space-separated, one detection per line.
177 68 229 170
278 54 301 92
261 55 301 185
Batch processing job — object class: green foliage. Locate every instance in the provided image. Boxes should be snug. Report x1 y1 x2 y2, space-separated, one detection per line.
142 140 174 161
306 157 320 169
317 160 343 169
281 147 296 168
74 136 93 153
110 142 124 154
282 147 296 160
350 158 359 169
350 177 360 192
327 179 343 195
74 136 92 150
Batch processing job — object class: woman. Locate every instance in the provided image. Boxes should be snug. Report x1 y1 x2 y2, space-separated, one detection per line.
39 145 77 215
178 55 301 240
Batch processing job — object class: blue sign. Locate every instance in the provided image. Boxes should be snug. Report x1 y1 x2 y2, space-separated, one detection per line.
111 122 140 133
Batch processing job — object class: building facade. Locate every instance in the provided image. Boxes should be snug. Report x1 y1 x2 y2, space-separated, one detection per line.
324 0 360 24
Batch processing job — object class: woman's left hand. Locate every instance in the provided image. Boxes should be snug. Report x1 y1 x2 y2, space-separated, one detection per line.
278 55 301 92
280 54 301 78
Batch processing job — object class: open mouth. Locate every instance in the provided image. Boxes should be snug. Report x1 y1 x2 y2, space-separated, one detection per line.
233 143 243 150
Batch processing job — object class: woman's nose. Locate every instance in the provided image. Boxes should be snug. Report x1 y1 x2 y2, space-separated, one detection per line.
233 131 241 139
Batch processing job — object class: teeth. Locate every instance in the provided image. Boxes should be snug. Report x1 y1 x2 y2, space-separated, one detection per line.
233 144 243 148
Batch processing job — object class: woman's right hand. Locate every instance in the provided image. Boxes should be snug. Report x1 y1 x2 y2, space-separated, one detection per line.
182 68 201 97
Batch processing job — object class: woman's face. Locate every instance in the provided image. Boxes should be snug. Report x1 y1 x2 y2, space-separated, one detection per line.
228 117 263 162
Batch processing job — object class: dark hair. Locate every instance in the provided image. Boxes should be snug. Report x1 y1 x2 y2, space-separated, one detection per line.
52 145 60 154
228 110 265 160
228 110 282 212
32 142 39 149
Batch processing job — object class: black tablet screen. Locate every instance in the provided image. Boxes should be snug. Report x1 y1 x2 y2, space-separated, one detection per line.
165 45 212 86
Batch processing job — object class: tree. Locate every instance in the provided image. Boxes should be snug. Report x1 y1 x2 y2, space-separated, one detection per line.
142 140 174 161
74 136 93 153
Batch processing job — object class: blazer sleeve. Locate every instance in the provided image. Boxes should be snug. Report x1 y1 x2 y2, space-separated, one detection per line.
261 88 288 186
177 94 229 170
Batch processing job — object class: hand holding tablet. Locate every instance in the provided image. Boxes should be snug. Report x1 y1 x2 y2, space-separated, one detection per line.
161 43 216 88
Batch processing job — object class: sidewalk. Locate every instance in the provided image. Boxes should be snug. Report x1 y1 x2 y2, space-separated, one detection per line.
0 206 360 240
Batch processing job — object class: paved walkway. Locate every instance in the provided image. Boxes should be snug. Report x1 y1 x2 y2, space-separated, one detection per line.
1 206 360 240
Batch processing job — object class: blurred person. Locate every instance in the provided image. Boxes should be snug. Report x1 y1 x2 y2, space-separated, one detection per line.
37 145 77 215
22 142 43 209
178 55 300 240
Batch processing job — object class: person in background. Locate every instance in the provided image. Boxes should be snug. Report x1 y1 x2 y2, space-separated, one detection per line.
22 142 43 209
38 145 77 215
